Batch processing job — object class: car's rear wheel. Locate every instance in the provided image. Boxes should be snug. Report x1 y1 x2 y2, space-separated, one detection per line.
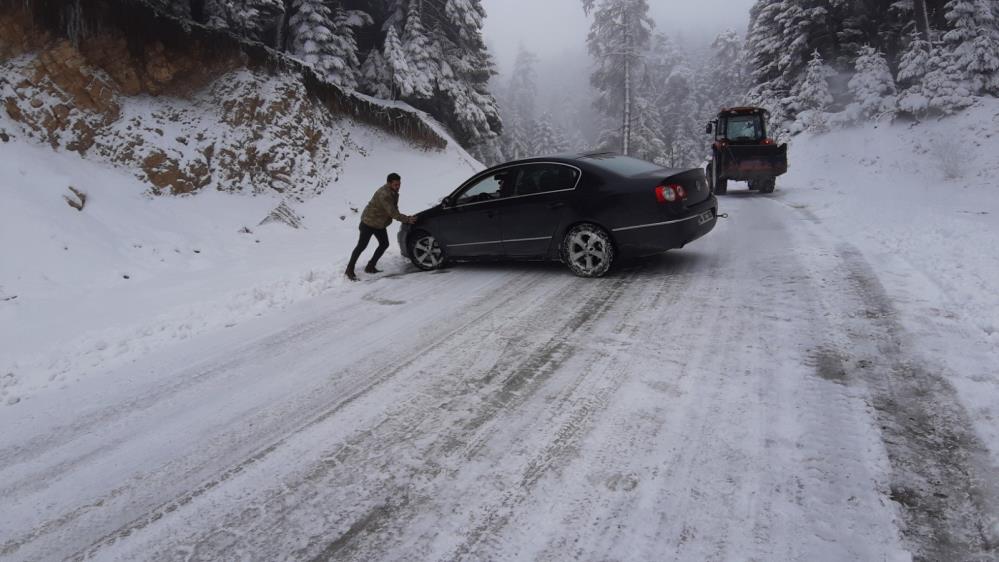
562 224 614 278
409 231 445 271
758 177 776 194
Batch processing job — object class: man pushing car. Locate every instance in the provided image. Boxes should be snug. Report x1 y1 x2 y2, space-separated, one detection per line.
345 173 417 281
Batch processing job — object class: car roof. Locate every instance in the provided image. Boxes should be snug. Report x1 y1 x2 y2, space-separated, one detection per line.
490 151 629 167
490 154 590 166
482 153 687 181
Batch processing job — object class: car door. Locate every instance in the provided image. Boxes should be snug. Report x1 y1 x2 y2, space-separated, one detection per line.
500 163 581 258
435 168 519 258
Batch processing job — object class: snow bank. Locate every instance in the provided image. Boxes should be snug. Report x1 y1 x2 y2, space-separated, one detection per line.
781 98 999 341
773 97 999 460
0 116 481 407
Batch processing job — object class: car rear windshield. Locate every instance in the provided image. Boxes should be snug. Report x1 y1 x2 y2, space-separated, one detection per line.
582 154 664 176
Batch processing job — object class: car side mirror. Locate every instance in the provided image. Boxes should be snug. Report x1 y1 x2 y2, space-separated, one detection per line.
442 196 453 208
705 123 714 135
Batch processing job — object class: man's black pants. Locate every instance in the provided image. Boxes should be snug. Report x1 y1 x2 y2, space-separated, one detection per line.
347 223 389 271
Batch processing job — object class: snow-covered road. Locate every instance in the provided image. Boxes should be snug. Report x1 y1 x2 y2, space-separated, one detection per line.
2 195 997 561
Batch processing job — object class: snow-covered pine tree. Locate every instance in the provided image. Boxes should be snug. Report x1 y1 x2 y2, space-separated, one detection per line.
383 25 414 99
529 113 570 156
444 0 486 41
507 46 539 125
633 33 702 167
848 46 898 120
943 0 999 94
628 86 667 164
832 0 905 68
896 28 974 115
791 50 834 132
583 0 654 155
921 47 976 113
772 0 830 90
289 0 334 77
146 0 190 19
360 49 393 100
403 0 436 99
468 138 506 166
659 64 702 168
204 0 284 44
747 0 784 87
793 50 834 113
707 29 747 110
288 0 370 90
500 46 539 161
746 0 795 130
392 0 501 149
897 29 934 89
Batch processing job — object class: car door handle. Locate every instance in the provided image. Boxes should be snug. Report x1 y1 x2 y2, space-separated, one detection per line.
548 202 565 209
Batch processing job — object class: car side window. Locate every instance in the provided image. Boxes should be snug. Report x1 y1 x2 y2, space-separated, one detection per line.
515 164 580 196
455 169 519 205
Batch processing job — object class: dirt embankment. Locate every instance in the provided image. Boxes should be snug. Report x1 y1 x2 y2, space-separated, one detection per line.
0 2 440 197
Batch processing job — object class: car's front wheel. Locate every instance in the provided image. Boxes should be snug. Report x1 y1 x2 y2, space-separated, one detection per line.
562 224 615 278
409 231 445 271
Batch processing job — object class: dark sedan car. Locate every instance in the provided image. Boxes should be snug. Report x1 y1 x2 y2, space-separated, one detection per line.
399 153 718 277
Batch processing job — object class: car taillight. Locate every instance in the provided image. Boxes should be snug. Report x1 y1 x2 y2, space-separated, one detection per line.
655 184 687 204
762 138 774 145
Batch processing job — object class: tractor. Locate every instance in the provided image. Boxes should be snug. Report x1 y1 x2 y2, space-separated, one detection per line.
705 107 788 195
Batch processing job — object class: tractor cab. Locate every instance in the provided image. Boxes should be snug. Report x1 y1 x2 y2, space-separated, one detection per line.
709 107 769 144
705 107 787 195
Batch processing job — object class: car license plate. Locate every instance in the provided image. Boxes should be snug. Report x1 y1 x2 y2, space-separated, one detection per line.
698 210 714 225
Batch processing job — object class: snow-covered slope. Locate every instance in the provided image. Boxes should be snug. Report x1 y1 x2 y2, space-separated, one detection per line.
0 113 481 408
756 97 999 463
780 98 999 345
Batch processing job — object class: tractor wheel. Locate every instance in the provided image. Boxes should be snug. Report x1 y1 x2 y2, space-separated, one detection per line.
708 163 728 195
715 176 728 195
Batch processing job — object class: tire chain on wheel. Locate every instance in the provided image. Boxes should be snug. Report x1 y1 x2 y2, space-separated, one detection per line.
562 224 615 278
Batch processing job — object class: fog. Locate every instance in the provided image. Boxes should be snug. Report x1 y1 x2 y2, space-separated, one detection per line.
481 0 757 73
478 0 758 161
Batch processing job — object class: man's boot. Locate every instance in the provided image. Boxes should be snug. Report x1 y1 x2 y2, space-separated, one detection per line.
345 267 359 281
364 263 382 274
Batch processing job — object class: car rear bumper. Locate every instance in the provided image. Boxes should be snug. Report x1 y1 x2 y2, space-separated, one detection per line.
611 198 718 258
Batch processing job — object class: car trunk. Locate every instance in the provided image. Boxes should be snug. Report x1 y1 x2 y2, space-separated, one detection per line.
627 167 712 207
595 167 713 233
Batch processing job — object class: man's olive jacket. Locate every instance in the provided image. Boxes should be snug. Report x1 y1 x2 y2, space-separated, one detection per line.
361 184 410 229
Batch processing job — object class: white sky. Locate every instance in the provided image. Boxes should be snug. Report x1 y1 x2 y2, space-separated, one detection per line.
481 0 757 73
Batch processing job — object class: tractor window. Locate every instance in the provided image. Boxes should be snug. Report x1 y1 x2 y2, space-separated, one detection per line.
724 115 765 141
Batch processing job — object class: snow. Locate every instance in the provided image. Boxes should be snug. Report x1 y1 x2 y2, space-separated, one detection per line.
757 97 999 465
0 116 480 408
2 95 999 560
